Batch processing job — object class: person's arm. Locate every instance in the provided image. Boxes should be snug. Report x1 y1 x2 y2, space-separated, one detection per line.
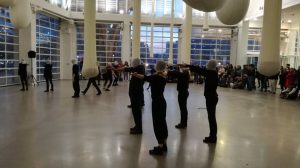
184 65 205 75
167 70 180 78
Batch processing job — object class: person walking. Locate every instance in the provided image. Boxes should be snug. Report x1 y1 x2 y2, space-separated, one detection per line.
18 58 28 91
44 60 54 92
82 76 102 95
72 59 80 98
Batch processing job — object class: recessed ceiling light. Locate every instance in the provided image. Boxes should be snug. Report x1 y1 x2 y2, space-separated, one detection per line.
287 20 292 23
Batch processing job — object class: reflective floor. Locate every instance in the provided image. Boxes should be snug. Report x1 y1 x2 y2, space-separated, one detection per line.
0 80 300 168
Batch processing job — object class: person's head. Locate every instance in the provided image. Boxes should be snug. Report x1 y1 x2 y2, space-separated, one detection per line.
155 61 167 72
206 59 217 71
71 59 77 64
46 59 51 64
132 58 141 67
20 58 26 64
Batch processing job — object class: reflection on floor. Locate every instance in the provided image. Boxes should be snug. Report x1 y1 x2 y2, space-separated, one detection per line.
0 80 300 168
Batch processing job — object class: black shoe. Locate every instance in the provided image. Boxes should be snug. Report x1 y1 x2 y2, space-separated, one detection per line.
72 95 80 98
130 128 143 135
44 90 49 92
149 146 164 155
105 88 110 91
175 123 187 129
81 91 86 95
154 144 168 152
96 92 102 95
20 89 25 91
203 137 217 144
50 88 54 91
127 105 132 108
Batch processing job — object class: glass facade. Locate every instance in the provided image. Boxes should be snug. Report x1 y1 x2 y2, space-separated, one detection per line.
46 0 72 10
71 0 127 14
136 24 179 72
0 7 20 86
190 27 231 66
76 22 122 67
36 13 61 82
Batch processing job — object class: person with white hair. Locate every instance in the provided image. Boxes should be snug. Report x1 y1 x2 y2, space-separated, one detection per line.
18 58 28 91
122 58 145 134
44 60 53 92
71 59 80 98
185 59 219 144
132 60 168 155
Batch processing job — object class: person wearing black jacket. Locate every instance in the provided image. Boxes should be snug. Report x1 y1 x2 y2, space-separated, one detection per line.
44 61 54 92
123 58 145 134
132 60 168 155
18 58 28 91
72 59 80 98
168 67 190 129
186 59 219 144
82 76 102 95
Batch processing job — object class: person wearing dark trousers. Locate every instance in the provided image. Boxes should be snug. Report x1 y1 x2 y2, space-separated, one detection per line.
186 59 219 144
168 67 190 129
97 63 101 85
18 58 28 91
82 76 102 95
44 61 53 92
123 58 145 135
103 64 113 91
133 60 168 155
72 59 80 98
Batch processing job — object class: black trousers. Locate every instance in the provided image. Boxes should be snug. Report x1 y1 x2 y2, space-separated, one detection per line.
130 90 143 130
205 96 218 138
178 90 189 125
20 75 28 90
104 76 113 88
45 77 53 90
73 78 80 96
113 74 119 85
83 78 101 93
152 98 168 144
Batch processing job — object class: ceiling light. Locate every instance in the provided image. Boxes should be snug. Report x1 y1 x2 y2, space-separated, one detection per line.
287 20 292 23
218 29 222 33
119 10 124 14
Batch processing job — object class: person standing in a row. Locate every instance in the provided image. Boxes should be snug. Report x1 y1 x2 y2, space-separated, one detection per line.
44 60 54 92
168 66 190 129
185 60 219 144
103 63 114 91
133 61 168 155
18 58 28 91
72 59 80 98
123 58 145 134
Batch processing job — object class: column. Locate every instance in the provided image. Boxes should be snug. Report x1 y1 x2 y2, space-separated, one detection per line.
236 20 249 66
179 4 192 64
60 21 76 79
121 20 131 63
19 9 36 84
168 0 175 64
132 0 141 59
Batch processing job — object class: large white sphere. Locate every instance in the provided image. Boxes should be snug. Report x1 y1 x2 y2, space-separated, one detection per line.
258 62 280 77
216 0 250 25
183 0 226 12
0 0 16 7
10 0 32 29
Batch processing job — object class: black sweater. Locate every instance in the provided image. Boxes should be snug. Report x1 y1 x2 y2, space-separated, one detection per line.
144 74 166 100
168 71 189 92
44 63 53 78
125 65 145 93
188 65 218 98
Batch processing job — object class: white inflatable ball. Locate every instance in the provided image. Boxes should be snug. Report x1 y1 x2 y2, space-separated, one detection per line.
216 0 250 25
10 0 32 29
0 0 16 7
257 62 280 77
183 0 226 12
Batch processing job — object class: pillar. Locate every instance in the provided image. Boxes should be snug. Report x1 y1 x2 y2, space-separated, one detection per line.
179 4 192 64
236 20 249 66
121 20 131 63
168 0 175 64
132 0 141 59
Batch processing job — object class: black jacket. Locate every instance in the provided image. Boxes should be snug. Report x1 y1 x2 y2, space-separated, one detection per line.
168 70 189 92
18 63 27 77
188 65 218 98
44 63 53 78
125 65 145 94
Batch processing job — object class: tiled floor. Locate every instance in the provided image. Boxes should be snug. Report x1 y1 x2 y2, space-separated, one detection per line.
0 80 300 168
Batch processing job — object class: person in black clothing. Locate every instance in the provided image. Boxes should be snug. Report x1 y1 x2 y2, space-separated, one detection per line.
44 61 54 92
72 59 80 98
186 59 219 144
133 60 168 155
168 67 190 129
123 58 145 134
103 63 114 91
97 62 101 85
82 76 102 95
18 58 28 91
